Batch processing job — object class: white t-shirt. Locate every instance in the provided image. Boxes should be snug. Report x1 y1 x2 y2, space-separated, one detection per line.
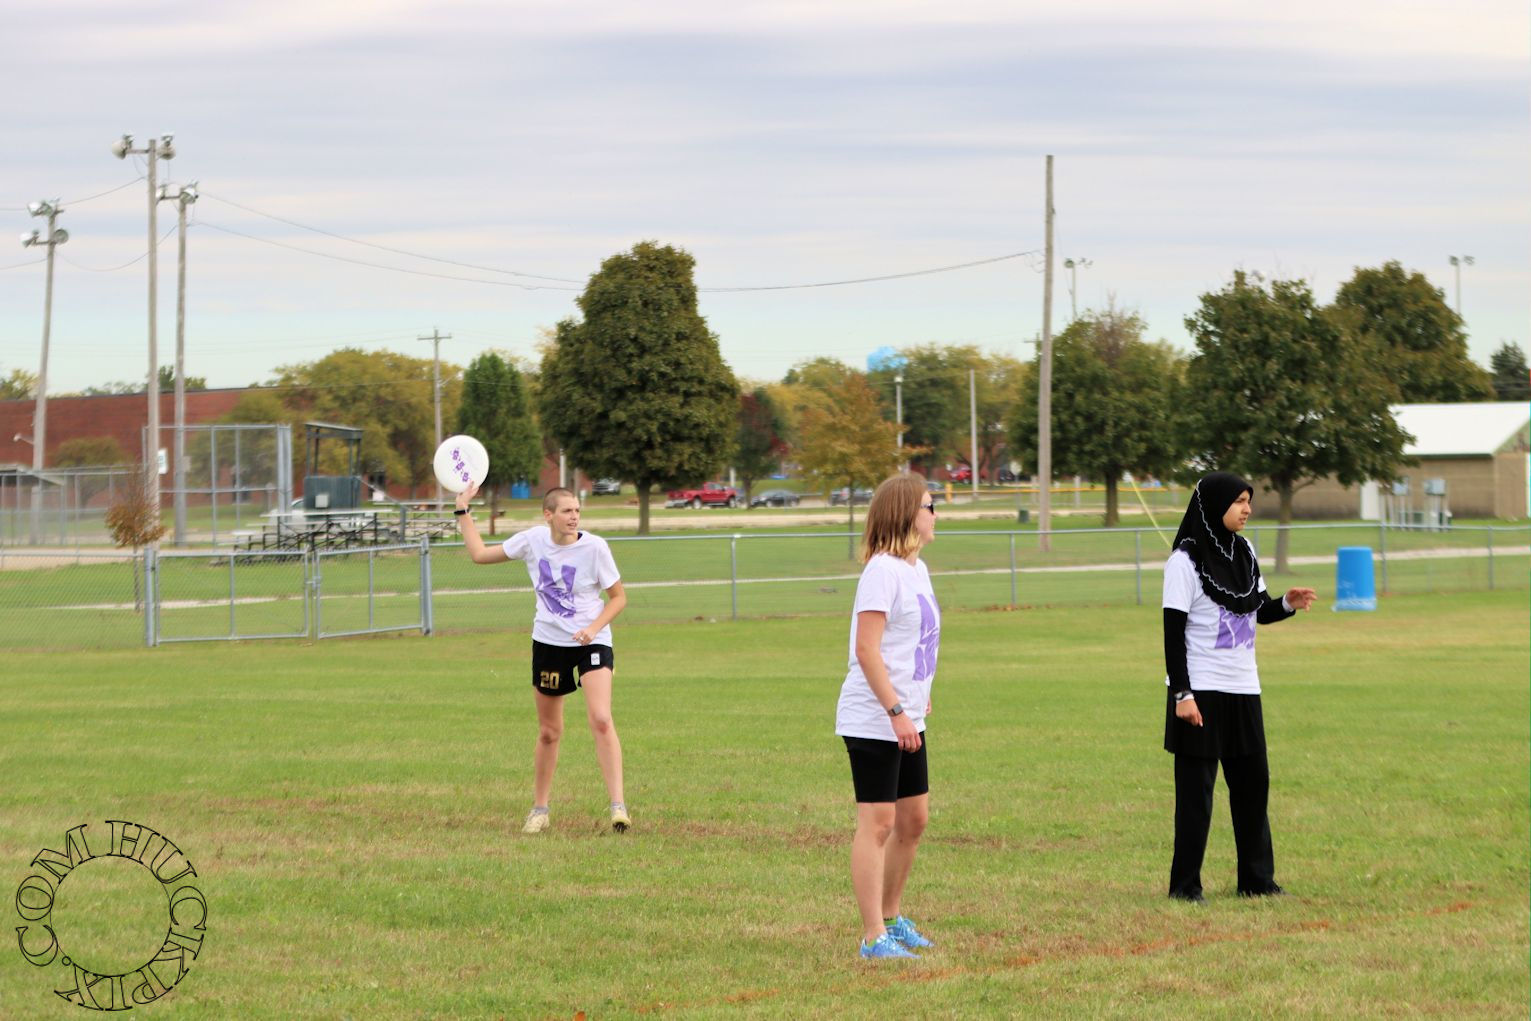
1162 548 1265 694
501 528 621 647
835 554 942 741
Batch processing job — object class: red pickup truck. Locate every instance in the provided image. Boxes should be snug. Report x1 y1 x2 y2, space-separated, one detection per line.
665 483 739 509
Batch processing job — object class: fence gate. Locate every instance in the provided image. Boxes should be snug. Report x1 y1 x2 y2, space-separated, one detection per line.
146 537 432 645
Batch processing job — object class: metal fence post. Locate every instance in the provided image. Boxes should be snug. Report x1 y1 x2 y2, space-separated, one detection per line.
1009 532 1017 605
1378 522 1389 595
367 548 376 631
1487 526 1494 591
310 551 321 640
420 535 433 635
143 548 158 647
228 551 237 638
730 535 739 621
1134 529 1142 606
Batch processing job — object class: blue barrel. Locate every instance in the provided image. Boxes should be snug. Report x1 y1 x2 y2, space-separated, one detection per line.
1334 546 1376 611
510 481 531 500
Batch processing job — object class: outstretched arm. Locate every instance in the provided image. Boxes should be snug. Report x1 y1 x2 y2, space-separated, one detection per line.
455 482 509 564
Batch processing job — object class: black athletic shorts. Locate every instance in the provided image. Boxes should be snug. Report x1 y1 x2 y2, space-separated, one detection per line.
531 640 614 697
843 733 929 803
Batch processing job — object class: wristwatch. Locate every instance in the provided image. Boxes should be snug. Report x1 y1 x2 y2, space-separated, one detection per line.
1174 690 1196 703
887 703 905 717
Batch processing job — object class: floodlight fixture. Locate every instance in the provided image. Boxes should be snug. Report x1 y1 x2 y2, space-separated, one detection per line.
112 134 134 159
159 134 175 160
20 230 40 247
51 229 68 245
27 200 60 218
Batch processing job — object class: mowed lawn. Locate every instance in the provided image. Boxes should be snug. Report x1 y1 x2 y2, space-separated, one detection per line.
0 590 1525 1019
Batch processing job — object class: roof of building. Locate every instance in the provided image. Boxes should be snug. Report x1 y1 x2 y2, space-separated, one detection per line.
1394 402 1530 457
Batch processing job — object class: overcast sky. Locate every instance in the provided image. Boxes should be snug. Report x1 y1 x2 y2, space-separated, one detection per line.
3 0 1526 393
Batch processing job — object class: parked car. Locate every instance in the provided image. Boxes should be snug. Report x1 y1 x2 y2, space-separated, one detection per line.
925 481 948 504
829 486 874 506
948 465 973 483
591 478 622 495
665 482 739 509
996 467 1018 484
749 488 800 508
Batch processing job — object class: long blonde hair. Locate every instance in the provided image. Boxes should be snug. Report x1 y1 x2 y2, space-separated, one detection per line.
860 473 927 563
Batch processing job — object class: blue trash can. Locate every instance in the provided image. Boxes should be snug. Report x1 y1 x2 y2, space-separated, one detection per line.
510 481 531 500
1334 546 1376 611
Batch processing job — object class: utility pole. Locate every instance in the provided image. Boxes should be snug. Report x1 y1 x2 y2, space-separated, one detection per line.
419 327 451 507
160 182 198 545
1448 255 1474 317
1063 257 1091 321
894 373 904 473
113 133 175 533
968 367 979 502
21 200 69 545
1038 155 1055 551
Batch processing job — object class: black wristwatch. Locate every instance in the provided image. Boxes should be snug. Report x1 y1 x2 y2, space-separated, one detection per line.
887 703 905 717
1174 690 1196 703
453 508 468 517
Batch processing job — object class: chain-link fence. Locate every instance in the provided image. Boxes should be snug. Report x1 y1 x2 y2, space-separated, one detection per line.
2 523 1524 651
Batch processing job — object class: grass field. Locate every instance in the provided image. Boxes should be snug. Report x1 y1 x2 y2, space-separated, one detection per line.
1 588 1526 1018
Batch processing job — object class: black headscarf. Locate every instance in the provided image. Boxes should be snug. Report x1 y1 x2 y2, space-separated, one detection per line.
1171 472 1263 614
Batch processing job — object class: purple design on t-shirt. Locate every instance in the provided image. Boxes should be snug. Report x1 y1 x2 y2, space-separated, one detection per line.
1214 605 1256 650
912 593 941 681
536 559 578 618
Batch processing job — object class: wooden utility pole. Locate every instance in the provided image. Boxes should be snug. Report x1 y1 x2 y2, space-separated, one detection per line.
1038 155 1055 551
419 327 451 507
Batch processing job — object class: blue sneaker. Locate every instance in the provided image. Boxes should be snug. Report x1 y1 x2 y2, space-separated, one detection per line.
886 915 934 949
859 934 919 960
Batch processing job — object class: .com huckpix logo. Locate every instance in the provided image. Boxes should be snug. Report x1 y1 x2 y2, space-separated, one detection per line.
13 820 207 1011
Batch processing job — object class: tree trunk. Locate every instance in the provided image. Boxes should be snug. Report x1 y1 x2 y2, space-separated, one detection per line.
1103 475 1119 527
637 483 651 536
742 479 754 510
488 485 500 536
1274 482 1295 574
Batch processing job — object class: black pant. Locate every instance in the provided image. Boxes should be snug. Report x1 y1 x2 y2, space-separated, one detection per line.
1169 750 1276 897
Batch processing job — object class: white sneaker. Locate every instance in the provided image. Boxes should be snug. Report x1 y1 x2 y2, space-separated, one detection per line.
610 804 631 833
522 809 550 834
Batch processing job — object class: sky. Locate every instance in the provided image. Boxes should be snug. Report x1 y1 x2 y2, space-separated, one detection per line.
3 0 1527 394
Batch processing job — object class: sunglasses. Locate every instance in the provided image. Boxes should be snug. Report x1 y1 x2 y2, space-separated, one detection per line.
920 503 936 515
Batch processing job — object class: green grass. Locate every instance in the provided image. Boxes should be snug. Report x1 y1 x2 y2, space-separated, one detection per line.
0 590 1525 1018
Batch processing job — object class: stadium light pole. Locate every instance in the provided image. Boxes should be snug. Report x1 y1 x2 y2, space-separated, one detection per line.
21 200 68 545
113 132 175 535
1062 257 1091 321
419 327 452 507
1037 155 1056 552
159 181 197 546
894 373 905 473
1447 255 1474 317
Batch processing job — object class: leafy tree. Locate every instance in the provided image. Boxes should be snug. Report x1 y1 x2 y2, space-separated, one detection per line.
158 365 208 391
1 367 37 400
770 357 856 450
1331 262 1493 402
867 344 965 475
1182 272 1410 571
538 241 738 534
272 348 458 492
1008 308 1184 525
456 352 543 527
80 380 144 396
795 374 902 555
734 388 788 508
1490 342 1530 401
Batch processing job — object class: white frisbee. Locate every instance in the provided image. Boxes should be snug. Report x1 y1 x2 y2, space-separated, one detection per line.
433 435 490 493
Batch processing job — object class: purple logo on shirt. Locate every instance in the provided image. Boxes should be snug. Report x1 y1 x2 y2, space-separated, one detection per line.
536 559 578 618
912 593 941 681
1214 606 1256 650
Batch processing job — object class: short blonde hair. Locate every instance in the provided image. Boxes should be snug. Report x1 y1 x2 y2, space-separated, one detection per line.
860 473 927 563
542 487 577 513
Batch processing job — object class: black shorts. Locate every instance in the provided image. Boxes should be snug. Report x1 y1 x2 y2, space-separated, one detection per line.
531 640 614 697
843 734 929 803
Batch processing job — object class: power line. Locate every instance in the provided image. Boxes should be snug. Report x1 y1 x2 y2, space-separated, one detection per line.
58 226 177 272
194 219 581 291
1 258 46 272
198 191 585 283
65 176 147 206
699 250 1041 292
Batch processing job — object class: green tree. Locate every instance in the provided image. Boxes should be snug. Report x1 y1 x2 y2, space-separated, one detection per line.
867 345 964 475
734 388 787 508
795 374 902 555
273 348 458 492
456 352 543 526
538 241 738 534
1 368 37 400
53 436 132 502
158 365 208 391
1008 308 1184 525
1489 342 1530 401
770 357 856 450
1183 272 1410 571
1331 262 1494 402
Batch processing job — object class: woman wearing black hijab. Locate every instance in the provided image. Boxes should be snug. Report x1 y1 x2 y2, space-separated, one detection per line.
1162 472 1316 902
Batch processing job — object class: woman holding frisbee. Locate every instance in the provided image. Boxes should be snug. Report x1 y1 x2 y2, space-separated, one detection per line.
1163 472 1315 901
836 473 941 960
456 483 631 834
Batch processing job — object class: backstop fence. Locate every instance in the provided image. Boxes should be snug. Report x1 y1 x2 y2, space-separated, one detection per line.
0 523 1523 651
